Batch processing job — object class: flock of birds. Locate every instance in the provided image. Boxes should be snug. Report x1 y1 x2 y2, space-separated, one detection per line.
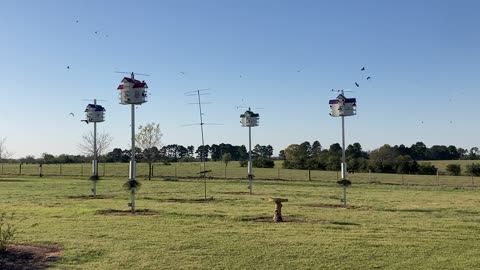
354 67 371 88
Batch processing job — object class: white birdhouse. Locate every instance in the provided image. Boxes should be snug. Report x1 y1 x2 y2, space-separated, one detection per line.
84 104 105 122
117 77 149 105
240 110 260 127
329 94 356 117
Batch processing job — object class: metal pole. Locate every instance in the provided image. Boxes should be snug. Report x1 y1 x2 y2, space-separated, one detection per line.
248 124 253 194
93 99 98 197
341 115 347 208
197 90 207 200
130 103 136 213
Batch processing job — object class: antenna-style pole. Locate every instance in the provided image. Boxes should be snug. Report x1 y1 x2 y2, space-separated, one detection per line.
197 90 207 200
129 74 136 213
93 99 98 198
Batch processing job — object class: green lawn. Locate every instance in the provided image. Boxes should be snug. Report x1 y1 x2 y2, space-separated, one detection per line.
1 175 479 269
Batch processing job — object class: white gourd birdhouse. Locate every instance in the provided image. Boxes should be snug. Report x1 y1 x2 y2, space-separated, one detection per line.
240 110 260 127
117 77 149 105
329 94 356 117
84 104 105 122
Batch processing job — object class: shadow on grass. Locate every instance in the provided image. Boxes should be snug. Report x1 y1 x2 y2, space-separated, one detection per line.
67 195 115 199
330 221 361 226
0 243 62 270
0 179 31 183
381 208 436 213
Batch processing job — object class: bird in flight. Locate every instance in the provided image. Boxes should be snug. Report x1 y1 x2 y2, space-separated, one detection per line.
355 82 359 87
94 31 98 34
81 120 89 124
69 113 74 117
180 72 185 75
366 76 371 80
361 67 365 71
67 66 70 69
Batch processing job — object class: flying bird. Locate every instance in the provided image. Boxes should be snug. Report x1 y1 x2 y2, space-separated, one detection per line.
75 20 79 23
67 66 70 69
69 113 74 117
180 72 185 75
355 82 359 87
94 31 98 34
81 120 89 124
366 76 371 80
361 67 365 71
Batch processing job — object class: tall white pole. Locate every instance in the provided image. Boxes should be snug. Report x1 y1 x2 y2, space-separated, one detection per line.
341 114 347 208
93 99 98 198
129 73 137 213
248 124 253 194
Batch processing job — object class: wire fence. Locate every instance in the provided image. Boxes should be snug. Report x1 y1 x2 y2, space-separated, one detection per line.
0 163 477 188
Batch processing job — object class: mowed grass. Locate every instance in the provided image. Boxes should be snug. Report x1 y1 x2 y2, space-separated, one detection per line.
1 175 479 269
1 161 479 187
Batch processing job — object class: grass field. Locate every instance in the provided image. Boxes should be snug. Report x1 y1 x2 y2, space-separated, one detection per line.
1 161 479 187
1 174 479 269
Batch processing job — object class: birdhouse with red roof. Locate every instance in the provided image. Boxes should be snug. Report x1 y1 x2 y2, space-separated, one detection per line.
329 94 356 117
117 77 148 105
240 109 260 127
84 104 106 122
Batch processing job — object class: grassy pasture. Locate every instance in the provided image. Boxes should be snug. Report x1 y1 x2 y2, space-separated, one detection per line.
1 161 479 187
421 160 480 174
0 174 479 269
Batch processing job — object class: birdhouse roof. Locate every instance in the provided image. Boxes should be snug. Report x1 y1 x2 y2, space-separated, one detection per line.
117 84 124 90
240 110 259 118
85 104 106 112
329 97 356 104
121 77 141 84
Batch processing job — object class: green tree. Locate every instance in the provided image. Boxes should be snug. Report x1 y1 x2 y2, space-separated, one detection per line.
136 123 163 180
446 164 461 176
222 153 232 167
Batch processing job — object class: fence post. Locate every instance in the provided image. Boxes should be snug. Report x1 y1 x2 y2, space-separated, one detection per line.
1 164 3 175
60 164 62 176
19 163 22 175
175 165 177 178
103 163 106 177
277 168 280 180
225 166 227 178
81 164 83 176
308 169 311 181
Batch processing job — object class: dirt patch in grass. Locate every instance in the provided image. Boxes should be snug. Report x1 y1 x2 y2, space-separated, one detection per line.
304 203 366 209
96 209 158 216
160 197 216 203
241 216 307 223
0 243 62 270
221 192 264 195
67 195 115 199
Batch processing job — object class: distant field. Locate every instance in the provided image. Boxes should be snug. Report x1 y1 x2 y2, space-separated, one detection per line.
1 161 479 187
0 175 479 269
421 160 480 174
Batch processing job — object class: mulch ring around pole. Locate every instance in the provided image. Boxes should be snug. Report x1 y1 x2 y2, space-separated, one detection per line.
67 195 115 199
159 197 216 203
0 243 62 270
241 216 307 223
95 209 159 216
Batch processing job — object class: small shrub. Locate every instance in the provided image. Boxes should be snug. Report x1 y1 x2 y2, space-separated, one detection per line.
446 164 461 176
0 212 17 253
465 163 480 176
418 163 437 175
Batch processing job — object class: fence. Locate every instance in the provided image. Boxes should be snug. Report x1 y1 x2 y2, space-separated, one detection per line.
0 162 478 188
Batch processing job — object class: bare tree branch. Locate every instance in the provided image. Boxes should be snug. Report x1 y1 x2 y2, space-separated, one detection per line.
0 137 13 161
77 130 113 157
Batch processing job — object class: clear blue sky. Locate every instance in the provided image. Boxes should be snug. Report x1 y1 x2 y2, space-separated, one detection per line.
1 0 480 158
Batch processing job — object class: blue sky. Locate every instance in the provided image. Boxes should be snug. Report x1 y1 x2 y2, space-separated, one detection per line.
1 0 480 158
